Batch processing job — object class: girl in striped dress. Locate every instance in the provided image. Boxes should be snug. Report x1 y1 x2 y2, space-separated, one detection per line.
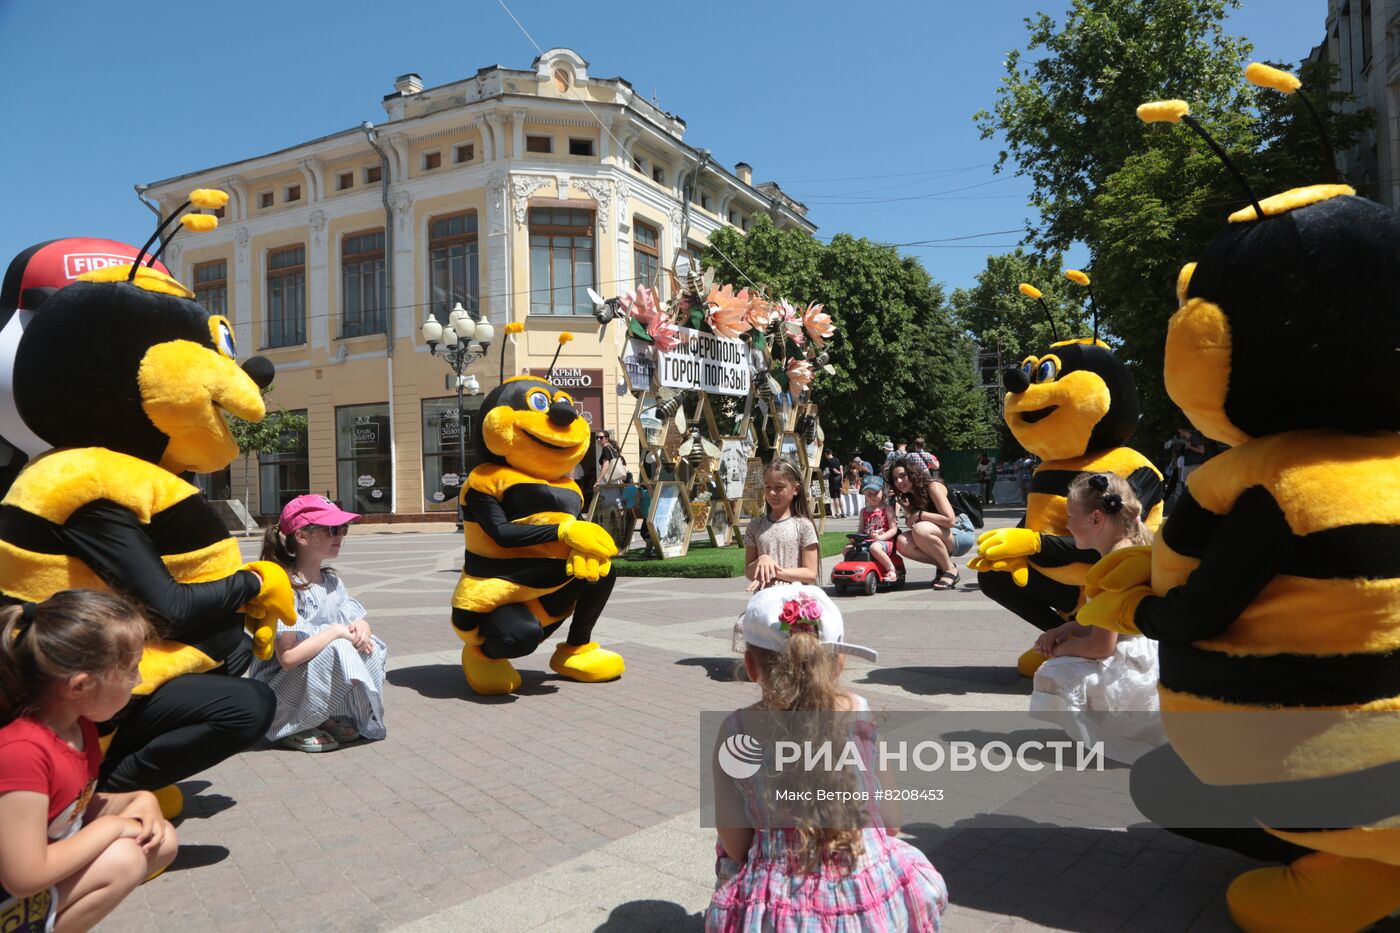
248 496 386 753
710 586 947 932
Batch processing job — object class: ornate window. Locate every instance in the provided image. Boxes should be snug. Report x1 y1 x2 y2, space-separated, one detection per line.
265 246 305 348
529 207 594 315
428 213 479 324
341 230 385 337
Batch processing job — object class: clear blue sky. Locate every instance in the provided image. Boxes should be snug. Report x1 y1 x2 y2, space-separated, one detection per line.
0 0 1323 291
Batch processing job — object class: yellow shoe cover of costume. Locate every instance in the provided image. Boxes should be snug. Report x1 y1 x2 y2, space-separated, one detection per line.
461 643 522 695
152 784 183 820
549 641 624 683
1017 648 1050 678
1227 852 1400 933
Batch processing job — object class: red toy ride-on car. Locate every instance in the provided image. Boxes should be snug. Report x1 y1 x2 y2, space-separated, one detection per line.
831 533 906 596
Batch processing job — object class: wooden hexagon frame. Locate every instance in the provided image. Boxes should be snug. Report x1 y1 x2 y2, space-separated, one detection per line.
776 431 808 475
645 480 694 559
586 483 639 554
707 497 739 548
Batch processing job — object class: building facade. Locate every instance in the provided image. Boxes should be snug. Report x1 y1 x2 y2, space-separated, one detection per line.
1317 0 1400 207
145 49 814 519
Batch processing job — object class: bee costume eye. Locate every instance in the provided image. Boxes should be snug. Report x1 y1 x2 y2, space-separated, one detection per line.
526 390 550 411
1036 359 1058 383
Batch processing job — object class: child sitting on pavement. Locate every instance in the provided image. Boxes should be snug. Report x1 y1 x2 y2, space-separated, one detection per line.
844 476 899 583
249 496 387 753
0 591 179 932
708 585 947 931
1028 473 1164 763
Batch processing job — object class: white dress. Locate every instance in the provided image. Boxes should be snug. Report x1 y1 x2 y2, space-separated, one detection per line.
1029 634 1166 764
248 571 387 742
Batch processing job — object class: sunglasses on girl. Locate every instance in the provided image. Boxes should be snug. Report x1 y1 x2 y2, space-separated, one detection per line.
318 524 349 538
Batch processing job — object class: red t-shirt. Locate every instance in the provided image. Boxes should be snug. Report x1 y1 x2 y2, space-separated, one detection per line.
0 717 101 841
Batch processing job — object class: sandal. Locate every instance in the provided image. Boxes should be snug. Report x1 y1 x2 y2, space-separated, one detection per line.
321 718 360 743
280 728 339 752
932 569 960 591
884 571 899 583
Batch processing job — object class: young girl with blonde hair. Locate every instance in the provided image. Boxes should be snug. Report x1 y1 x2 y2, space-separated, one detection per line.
1028 473 1164 763
708 585 947 931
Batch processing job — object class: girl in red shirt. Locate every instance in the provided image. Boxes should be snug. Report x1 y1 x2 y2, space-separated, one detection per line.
0 591 178 932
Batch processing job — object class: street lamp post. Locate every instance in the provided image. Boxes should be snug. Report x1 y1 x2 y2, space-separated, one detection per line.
422 302 494 527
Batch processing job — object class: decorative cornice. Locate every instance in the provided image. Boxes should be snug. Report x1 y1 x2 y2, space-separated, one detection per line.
406 123 479 144
572 177 614 232
510 173 553 224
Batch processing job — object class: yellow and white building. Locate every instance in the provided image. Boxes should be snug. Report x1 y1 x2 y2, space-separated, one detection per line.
145 48 814 519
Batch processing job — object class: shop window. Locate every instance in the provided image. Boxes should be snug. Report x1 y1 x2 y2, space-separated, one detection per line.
428 212 479 324
422 397 477 511
258 410 309 515
193 260 227 316
528 207 594 315
265 245 306 348
341 230 385 337
191 467 232 502
336 403 392 514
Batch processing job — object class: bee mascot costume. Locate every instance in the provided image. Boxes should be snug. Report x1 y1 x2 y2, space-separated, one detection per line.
0 193 295 818
969 277 1164 676
451 327 623 696
1076 66 1400 932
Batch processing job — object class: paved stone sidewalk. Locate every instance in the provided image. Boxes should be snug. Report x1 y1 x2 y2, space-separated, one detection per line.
96 516 1384 933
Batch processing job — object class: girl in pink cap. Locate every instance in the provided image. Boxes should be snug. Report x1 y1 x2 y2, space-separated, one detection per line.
247 496 386 752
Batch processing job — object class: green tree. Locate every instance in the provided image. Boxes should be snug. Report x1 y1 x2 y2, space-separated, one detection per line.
703 215 993 461
977 1 1373 450
224 388 308 510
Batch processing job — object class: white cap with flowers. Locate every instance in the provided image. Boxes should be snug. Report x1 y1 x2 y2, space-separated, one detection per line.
733 585 877 662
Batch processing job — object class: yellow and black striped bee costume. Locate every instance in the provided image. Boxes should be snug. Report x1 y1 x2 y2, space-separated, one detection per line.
974 335 1163 640
1079 73 1400 931
0 215 293 814
451 372 623 696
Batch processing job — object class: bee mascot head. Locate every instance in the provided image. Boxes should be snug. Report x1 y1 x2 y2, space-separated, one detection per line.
1075 66 1400 932
474 331 590 479
1000 283 1139 463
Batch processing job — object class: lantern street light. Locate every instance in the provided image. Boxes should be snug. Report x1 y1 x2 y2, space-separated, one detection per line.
422 302 494 526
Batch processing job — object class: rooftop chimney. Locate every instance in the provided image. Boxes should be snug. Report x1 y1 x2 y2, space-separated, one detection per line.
394 73 423 96
735 162 753 185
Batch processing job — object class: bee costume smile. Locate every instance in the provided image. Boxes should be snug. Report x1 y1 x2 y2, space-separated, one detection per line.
450 327 623 696
1076 65 1400 931
0 193 295 818
969 275 1164 673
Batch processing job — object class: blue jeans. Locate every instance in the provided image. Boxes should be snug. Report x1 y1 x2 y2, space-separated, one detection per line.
950 514 976 557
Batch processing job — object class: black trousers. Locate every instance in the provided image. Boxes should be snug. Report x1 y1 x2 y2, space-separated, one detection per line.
453 567 618 660
100 648 275 792
1130 743 1313 864
978 567 1079 632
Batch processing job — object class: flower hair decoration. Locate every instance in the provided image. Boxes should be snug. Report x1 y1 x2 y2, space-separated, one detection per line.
777 593 823 636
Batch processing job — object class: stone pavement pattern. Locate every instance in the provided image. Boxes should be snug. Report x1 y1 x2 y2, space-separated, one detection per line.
96 515 1392 933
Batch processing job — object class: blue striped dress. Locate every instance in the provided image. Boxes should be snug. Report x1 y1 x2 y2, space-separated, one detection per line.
247 571 387 742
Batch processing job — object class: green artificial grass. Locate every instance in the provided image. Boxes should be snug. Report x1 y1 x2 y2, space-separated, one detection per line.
614 531 852 578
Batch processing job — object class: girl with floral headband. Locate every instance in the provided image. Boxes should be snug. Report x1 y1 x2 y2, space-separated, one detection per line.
708 585 947 932
1027 473 1164 763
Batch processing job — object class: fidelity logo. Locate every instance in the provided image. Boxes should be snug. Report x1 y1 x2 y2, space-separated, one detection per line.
717 733 764 780
63 254 139 279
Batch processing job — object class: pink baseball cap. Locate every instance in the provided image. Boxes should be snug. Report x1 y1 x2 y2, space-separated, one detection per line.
278 495 360 534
